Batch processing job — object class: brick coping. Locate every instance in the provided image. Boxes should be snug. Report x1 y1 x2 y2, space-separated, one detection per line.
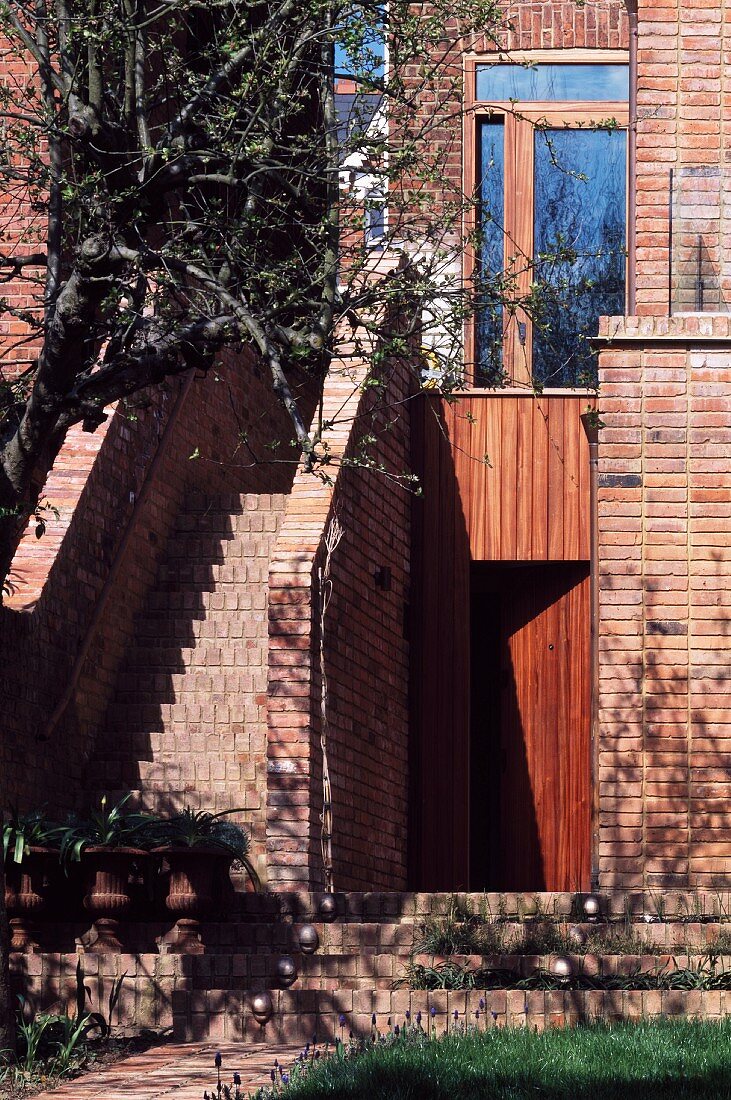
597 313 731 343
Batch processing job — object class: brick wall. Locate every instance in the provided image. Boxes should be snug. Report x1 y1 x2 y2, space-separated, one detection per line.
85 491 288 883
267 348 413 892
597 315 731 890
634 0 731 313
0 351 304 817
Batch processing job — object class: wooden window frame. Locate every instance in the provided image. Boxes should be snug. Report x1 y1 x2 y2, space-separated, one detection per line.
463 51 630 390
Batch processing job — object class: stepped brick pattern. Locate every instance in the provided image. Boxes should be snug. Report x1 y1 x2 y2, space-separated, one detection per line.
267 350 413 892
1 351 302 816
86 492 287 875
597 315 731 890
13 891 731 1041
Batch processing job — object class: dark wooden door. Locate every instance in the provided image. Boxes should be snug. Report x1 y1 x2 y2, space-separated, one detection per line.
471 562 591 891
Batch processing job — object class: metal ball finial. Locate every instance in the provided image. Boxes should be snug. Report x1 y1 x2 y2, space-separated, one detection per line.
582 894 602 922
275 955 297 988
251 991 274 1026
318 893 338 922
297 923 320 954
550 955 574 981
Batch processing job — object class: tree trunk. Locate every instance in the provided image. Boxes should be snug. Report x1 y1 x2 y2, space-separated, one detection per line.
0 864 16 1061
0 482 34 595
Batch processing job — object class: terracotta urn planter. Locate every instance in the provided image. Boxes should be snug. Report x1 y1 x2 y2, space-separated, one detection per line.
159 848 233 953
81 847 146 952
4 846 55 950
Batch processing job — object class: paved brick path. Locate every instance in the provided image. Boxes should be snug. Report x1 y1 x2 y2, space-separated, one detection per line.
33 1042 302 1100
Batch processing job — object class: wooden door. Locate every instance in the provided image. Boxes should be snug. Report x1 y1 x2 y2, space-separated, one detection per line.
471 562 591 891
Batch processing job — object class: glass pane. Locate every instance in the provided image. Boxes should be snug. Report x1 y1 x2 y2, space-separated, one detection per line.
476 120 505 386
532 128 626 388
476 63 628 103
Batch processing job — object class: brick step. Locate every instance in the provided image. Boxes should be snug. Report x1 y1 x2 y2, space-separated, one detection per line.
163 528 282 553
260 890 731 924
12 948 731 1045
159 534 279 563
88 733 263 766
184 950 731 994
94 698 252 731
173 985 731 1043
144 590 263 612
80 787 256 814
113 638 266 673
134 609 266 635
155 562 271 590
180 492 288 519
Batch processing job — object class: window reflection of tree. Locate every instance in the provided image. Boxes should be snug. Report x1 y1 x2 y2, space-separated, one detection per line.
476 122 507 387
532 129 626 389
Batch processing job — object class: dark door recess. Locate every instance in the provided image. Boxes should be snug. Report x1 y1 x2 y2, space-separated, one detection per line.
470 561 591 892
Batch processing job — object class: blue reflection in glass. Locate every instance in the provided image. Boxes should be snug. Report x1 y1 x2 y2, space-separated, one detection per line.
532 128 626 388
476 120 505 385
476 63 628 103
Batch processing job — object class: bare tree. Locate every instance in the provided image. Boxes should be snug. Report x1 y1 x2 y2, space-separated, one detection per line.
0 0 509 583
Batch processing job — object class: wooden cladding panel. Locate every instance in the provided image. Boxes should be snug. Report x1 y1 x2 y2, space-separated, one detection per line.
500 564 592 890
409 393 591 889
436 394 591 562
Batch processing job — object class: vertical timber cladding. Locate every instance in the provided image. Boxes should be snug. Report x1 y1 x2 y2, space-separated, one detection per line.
410 393 592 890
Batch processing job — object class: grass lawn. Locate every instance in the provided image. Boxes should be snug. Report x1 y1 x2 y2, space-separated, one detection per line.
275 1019 731 1099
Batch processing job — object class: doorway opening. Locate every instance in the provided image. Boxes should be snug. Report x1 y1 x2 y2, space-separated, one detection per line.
470 560 591 891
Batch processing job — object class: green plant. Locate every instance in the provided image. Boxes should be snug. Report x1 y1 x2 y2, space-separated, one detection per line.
14 998 54 1074
401 954 731 993
254 1018 731 1099
0 994 98 1090
73 959 125 1040
57 795 162 870
2 809 59 865
155 808 260 890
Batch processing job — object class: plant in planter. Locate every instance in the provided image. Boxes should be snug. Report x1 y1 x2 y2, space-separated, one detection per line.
154 808 259 953
58 795 163 953
2 810 60 950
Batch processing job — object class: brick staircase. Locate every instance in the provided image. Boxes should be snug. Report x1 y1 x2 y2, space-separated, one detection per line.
85 491 287 864
166 890 731 1041
13 890 731 1040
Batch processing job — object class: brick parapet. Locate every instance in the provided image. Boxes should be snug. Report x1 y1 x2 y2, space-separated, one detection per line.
597 315 731 888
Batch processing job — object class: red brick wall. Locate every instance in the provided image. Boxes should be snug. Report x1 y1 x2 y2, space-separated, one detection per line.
267 348 414 891
0 352 303 817
597 315 731 890
634 0 731 313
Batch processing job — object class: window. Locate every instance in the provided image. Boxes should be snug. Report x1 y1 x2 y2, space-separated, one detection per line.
469 56 629 390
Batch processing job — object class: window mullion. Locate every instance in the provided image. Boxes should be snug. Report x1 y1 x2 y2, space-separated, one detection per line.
509 117 534 388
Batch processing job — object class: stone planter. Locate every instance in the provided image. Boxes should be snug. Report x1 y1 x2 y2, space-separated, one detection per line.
4 846 56 950
158 847 233 953
82 846 146 952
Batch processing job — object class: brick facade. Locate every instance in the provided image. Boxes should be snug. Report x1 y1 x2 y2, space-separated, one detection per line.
2 0 731 899
597 316 731 889
267 348 413 891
